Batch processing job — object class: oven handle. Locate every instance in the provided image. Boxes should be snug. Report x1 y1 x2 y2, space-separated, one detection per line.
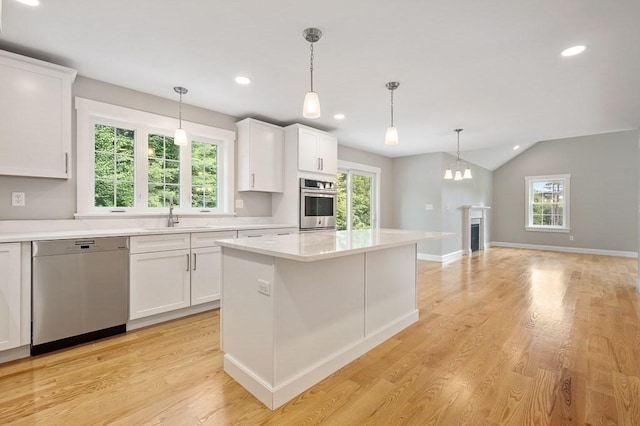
301 189 336 196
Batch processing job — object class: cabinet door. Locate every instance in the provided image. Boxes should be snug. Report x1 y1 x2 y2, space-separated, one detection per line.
130 249 191 320
318 134 338 175
0 243 21 352
0 50 75 179
250 121 284 192
237 119 284 192
297 128 321 173
191 246 222 305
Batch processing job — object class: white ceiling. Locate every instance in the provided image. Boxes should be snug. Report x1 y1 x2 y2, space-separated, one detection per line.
1 0 639 170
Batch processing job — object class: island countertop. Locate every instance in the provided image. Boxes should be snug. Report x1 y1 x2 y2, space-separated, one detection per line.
216 228 454 262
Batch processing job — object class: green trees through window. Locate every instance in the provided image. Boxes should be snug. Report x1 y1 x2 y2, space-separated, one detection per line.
148 134 180 207
93 124 219 210
191 141 218 208
337 170 374 231
94 124 135 208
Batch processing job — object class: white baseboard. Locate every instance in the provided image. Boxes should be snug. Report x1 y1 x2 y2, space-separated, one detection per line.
224 310 418 410
0 345 30 364
127 301 219 331
417 250 464 263
490 241 638 258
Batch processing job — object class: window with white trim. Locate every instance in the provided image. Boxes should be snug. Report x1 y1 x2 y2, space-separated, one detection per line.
76 98 235 216
337 160 381 231
525 174 570 232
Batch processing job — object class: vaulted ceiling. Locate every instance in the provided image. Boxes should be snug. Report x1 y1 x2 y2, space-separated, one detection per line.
1 0 639 169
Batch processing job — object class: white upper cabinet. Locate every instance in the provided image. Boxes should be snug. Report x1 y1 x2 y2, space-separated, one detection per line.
237 118 284 192
295 126 337 176
0 50 77 179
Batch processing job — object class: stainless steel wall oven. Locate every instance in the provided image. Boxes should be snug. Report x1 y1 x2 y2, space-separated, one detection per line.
299 178 337 230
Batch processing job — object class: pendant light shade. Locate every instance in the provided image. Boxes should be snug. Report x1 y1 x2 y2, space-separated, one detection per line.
444 169 453 180
302 28 322 119
444 128 473 181
173 86 188 146
385 82 400 145
385 126 399 145
303 90 321 119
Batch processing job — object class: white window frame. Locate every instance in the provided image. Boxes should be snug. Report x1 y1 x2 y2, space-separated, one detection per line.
75 97 235 217
337 160 381 230
525 174 570 233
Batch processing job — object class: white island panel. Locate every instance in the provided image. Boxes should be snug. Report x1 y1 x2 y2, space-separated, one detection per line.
274 254 365 384
365 244 417 335
222 250 275 390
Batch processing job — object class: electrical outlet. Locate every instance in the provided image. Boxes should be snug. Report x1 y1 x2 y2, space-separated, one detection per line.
11 192 25 207
569 235 574 241
235 199 244 209
257 279 270 296
424 204 434 211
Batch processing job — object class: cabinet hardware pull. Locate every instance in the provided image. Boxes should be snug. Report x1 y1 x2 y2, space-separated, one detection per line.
317 157 321 170
320 158 324 170
193 253 197 270
186 253 190 271
251 173 255 188
65 152 69 174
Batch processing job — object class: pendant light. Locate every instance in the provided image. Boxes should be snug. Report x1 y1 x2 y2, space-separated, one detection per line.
444 129 472 180
385 82 400 145
302 28 322 119
173 86 188 146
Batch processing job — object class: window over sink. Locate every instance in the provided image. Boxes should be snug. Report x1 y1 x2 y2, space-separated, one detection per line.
75 98 235 216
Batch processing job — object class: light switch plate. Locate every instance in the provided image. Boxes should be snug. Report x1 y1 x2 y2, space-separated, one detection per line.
11 192 25 207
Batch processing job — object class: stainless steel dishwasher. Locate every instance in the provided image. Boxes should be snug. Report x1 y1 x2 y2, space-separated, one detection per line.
31 236 129 355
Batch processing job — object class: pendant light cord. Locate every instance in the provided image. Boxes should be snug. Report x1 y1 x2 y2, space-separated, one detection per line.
390 89 394 127
309 42 314 92
178 91 183 128
456 130 460 161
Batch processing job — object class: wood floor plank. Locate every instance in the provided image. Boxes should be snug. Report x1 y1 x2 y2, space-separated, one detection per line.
0 247 638 424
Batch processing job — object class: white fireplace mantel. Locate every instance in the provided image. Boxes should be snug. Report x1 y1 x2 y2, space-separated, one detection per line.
461 205 491 254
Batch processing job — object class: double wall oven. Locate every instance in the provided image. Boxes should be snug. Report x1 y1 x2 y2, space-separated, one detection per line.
300 178 337 231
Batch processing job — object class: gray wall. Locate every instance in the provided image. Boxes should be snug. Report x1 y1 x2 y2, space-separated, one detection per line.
492 130 638 252
391 152 493 256
0 76 272 220
337 145 394 228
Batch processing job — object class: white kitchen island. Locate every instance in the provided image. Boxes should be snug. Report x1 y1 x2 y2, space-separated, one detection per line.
216 229 451 409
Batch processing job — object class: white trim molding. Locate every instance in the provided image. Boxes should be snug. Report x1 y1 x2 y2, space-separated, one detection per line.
417 250 463 263
491 241 637 258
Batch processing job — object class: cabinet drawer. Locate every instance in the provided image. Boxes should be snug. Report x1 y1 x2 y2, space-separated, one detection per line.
190 231 237 249
130 233 190 254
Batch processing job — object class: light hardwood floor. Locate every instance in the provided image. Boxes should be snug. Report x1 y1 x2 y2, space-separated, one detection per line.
1 247 639 425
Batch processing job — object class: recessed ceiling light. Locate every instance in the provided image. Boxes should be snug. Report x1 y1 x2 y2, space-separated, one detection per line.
513 145 520 150
561 45 586 57
234 76 251 85
15 0 40 5
334 114 345 120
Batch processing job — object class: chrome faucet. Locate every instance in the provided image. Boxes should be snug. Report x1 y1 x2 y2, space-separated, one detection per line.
168 201 179 227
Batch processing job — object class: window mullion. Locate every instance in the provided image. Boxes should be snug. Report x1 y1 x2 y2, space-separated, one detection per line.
136 128 149 210
181 143 192 209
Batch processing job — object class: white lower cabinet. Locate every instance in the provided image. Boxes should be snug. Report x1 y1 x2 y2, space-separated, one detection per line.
129 248 192 320
190 246 222 305
190 230 236 305
0 243 21 352
129 231 236 320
